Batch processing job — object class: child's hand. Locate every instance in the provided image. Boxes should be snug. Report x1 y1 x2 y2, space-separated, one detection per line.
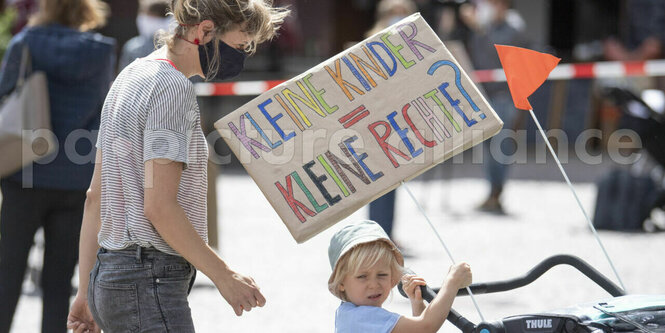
402 274 427 316
446 262 472 290
401 274 427 302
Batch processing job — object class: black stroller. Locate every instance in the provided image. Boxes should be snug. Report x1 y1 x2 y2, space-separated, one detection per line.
603 87 665 169
593 87 665 231
397 88 665 332
399 254 665 332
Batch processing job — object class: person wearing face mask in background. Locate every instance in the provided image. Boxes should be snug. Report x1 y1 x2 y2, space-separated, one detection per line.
66 1 289 331
460 0 533 214
118 0 173 70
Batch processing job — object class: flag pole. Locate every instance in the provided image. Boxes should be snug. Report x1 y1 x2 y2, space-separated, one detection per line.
401 180 486 322
528 109 627 292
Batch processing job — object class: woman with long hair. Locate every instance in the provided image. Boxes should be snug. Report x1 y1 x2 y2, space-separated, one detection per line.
0 0 115 332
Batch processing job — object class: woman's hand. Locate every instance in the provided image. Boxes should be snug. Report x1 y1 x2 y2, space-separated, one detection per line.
67 295 100 333
214 268 266 316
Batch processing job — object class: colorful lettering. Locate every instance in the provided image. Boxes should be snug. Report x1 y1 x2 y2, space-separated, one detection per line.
387 110 423 158
380 31 416 69
228 114 271 159
343 136 384 181
368 120 411 168
325 147 373 194
275 173 316 222
402 103 436 147
424 89 461 132
349 46 388 88
283 82 327 124
325 59 365 101
439 82 477 127
302 73 338 114
338 105 370 129
342 56 372 91
428 60 485 120
317 155 350 197
292 171 328 213
257 100 292 144
366 41 397 76
303 160 341 206
397 22 436 61
274 94 305 131
413 97 450 142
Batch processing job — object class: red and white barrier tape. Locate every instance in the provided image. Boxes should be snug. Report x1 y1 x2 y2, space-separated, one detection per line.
195 79 284 97
195 59 665 96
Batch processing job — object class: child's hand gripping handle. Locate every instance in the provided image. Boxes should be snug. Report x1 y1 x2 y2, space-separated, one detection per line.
398 269 476 333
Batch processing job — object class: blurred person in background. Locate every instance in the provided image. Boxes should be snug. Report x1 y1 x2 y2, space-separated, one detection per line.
603 0 664 63
118 0 173 70
0 0 115 331
366 0 416 37
364 0 417 246
97 0 139 74
599 0 664 111
461 0 531 214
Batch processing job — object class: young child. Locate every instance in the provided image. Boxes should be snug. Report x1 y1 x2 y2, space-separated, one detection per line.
328 220 472 333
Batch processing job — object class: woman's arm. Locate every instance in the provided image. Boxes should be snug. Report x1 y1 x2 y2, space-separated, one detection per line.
392 263 472 333
143 158 265 316
68 149 103 333
77 149 103 297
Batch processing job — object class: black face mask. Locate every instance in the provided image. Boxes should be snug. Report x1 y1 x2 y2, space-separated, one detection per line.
199 40 246 81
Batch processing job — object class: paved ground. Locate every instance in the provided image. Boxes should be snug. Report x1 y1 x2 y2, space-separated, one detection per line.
9 158 665 332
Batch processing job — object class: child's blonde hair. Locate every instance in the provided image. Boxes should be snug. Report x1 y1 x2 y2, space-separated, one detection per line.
329 240 404 301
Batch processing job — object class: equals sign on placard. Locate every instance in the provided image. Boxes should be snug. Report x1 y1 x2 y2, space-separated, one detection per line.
338 105 370 128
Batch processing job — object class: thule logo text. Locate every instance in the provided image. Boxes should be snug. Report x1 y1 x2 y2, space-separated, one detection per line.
525 319 553 329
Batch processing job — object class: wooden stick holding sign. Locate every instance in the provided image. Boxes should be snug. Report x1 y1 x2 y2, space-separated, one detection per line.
215 13 503 243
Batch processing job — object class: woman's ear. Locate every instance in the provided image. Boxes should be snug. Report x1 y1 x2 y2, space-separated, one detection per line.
197 19 216 44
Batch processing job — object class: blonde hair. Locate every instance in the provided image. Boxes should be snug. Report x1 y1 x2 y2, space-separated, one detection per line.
161 0 289 80
328 240 404 301
28 0 108 31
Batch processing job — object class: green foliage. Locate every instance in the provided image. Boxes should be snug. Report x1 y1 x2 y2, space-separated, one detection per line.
0 7 17 60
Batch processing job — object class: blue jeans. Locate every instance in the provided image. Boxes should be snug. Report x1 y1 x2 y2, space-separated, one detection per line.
88 246 197 332
485 92 517 193
369 190 396 236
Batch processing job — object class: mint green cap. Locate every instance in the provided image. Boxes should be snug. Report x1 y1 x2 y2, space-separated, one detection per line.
327 220 404 290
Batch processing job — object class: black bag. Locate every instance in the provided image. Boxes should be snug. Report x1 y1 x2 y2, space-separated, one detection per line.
593 168 660 231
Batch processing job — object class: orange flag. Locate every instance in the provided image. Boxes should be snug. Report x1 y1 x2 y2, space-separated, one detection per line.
495 45 560 110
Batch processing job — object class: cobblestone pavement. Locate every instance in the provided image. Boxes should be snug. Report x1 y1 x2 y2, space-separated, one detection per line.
11 172 665 332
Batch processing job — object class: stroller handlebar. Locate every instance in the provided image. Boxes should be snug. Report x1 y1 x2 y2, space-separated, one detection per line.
453 254 626 298
398 254 625 333
398 277 476 333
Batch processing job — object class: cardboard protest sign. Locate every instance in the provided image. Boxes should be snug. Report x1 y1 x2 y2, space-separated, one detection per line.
214 13 503 243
